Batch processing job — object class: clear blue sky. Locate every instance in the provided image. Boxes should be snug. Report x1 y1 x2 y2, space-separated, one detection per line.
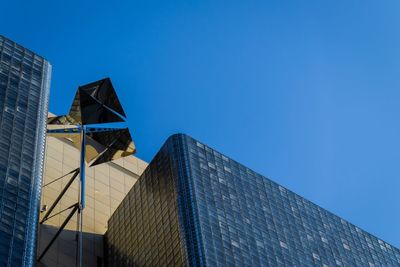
2 0 399 247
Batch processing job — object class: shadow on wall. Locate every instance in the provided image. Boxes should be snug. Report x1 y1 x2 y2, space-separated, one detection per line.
37 224 105 267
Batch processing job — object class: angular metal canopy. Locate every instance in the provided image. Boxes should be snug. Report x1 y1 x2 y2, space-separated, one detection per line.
47 127 136 166
47 77 135 166
48 78 126 126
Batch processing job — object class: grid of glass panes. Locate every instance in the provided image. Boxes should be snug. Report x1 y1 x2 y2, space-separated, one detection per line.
0 35 50 266
107 134 400 266
184 134 400 266
107 139 188 267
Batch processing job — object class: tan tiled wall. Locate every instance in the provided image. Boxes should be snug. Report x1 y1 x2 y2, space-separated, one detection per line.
38 131 147 266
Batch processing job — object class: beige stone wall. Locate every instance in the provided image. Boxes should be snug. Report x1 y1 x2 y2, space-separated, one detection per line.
38 132 147 266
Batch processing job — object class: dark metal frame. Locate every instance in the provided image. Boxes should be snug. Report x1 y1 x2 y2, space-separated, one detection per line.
38 203 79 262
40 168 80 224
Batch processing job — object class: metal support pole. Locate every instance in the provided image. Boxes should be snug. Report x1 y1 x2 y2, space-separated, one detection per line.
80 125 86 209
77 125 86 267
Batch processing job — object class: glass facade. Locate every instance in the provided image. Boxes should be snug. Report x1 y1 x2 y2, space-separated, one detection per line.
108 134 400 266
107 137 187 266
0 35 51 266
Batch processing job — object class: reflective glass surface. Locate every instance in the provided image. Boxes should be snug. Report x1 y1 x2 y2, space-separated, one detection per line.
0 35 51 266
48 77 126 126
107 137 187 266
46 77 135 167
108 134 400 266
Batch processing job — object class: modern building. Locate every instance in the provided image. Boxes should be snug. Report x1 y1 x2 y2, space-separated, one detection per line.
107 134 400 266
37 122 147 267
0 35 51 266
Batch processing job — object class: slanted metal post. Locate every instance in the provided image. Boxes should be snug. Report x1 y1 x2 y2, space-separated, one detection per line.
38 203 79 262
40 168 80 224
